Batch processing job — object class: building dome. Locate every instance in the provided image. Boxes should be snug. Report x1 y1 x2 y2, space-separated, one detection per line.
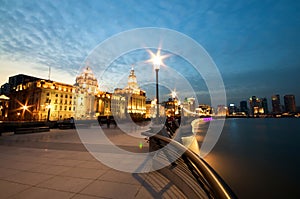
75 66 98 93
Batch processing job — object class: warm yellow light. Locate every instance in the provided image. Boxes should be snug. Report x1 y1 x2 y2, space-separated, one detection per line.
171 90 177 98
22 105 28 110
146 48 171 69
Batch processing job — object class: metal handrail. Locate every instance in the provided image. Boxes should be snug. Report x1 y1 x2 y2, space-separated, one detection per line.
151 133 237 199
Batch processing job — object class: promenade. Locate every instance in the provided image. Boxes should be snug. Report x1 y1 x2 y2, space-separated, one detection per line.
0 127 187 199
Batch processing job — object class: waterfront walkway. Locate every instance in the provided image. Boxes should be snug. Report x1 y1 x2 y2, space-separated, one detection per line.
0 128 188 199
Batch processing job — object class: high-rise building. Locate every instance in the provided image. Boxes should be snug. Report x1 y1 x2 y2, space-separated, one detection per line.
228 103 237 115
249 96 264 116
284 95 296 113
271 94 281 114
240 101 249 115
262 98 268 114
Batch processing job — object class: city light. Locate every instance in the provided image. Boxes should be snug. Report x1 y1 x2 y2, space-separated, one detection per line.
171 90 177 99
145 48 171 69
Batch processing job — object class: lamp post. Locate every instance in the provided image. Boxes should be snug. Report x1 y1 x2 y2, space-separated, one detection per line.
153 56 161 120
155 65 160 119
147 48 169 122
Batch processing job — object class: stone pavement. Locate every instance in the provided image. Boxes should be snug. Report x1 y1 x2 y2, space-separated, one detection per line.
0 128 188 199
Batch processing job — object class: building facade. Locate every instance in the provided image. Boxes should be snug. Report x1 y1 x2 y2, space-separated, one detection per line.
8 79 75 121
74 66 99 119
249 96 265 116
284 95 296 113
0 95 9 121
272 94 281 114
111 68 146 120
240 101 249 115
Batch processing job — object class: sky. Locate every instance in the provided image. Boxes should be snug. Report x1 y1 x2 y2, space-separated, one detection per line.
1 0 300 107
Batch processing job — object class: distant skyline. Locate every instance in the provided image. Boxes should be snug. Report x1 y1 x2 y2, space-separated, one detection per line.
1 0 300 105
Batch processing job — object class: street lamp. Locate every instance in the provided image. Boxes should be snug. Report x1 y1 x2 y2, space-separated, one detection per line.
22 105 28 121
147 49 170 121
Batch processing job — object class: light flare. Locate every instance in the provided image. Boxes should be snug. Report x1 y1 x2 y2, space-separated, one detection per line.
145 48 171 69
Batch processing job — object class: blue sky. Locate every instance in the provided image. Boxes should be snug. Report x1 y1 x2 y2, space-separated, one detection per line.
1 0 300 106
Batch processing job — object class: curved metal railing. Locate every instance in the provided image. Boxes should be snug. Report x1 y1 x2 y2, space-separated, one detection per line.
149 133 237 199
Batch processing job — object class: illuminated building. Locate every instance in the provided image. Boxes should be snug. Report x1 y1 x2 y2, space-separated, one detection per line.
196 104 212 117
216 105 227 116
228 103 237 115
164 97 180 117
74 66 99 119
8 79 75 121
8 74 41 92
181 97 196 116
95 92 112 116
284 94 296 113
271 94 281 114
249 96 264 116
145 99 152 119
112 68 146 119
0 95 9 121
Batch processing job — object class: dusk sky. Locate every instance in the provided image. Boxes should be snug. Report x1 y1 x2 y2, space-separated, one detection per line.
1 0 300 106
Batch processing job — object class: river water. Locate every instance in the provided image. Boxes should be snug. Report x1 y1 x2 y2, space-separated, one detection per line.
200 118 300 199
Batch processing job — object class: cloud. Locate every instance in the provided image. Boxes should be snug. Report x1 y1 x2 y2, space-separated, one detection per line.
1 0 300 106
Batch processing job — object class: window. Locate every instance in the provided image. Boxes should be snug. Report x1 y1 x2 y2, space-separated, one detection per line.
60 106 62 111
65 100 67 104
65 95 68 98
64 106 67 111
69 107 71 111
55 94 58 97
46 93 49 96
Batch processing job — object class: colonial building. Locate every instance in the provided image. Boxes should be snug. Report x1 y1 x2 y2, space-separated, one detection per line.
74 66 99 119
163 97 180 118
8 78 75 121
112 68 146 120
7 66 102 121
95 92 112 117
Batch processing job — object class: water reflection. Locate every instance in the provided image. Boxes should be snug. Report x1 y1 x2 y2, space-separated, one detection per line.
202 118 300 198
